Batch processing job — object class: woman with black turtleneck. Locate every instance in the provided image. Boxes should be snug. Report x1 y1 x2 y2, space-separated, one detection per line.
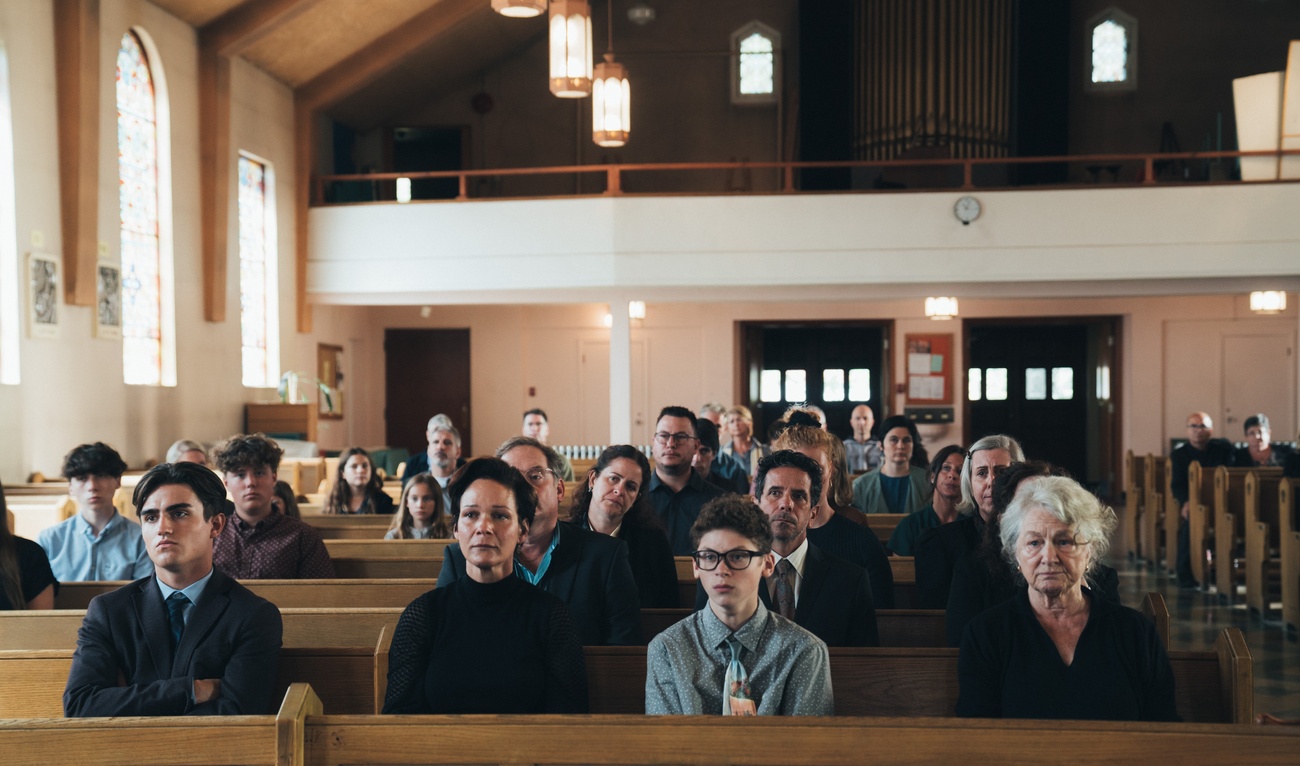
382 458 588 714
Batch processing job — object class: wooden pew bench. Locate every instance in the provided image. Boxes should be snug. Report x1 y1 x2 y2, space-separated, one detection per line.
1186 461 1219 586
301 514 393 540
0 683 321 766
1123 449 1144 558
1141 453 1165 565
56 579 437 610
301 714 1300 766
1245 471 1286 615
1280 478 1300 632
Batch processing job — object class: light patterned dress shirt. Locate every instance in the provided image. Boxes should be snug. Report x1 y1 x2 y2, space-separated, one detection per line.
645 600 833 715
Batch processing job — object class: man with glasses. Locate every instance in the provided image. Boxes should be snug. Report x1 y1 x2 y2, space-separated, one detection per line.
646 494 833 715
437 436 641 645
649 406 726 555
1170 411 1237 589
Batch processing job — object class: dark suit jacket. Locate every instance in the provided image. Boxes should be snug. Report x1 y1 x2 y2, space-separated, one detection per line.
64 569 283 716
439 521 642 645
914 514 983 609
694 541 879 647
616 520 679 609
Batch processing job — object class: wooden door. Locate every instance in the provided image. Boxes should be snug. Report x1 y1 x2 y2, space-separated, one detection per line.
384 329 471 456
1222 333 1295 435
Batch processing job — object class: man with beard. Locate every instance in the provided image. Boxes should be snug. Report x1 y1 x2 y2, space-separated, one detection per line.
648 406 725 555
402 418 462 511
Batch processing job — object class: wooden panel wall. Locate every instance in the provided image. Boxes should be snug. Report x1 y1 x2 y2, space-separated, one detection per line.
854 0 1012 161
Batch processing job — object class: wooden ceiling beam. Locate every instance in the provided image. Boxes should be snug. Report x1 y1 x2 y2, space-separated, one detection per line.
54 0 99 307
297 0 482 111
200 0 326 58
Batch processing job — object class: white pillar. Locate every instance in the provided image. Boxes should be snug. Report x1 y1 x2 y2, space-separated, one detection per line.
609 301 632 444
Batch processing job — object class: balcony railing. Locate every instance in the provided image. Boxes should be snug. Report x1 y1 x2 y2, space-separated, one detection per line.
311 149 1300 206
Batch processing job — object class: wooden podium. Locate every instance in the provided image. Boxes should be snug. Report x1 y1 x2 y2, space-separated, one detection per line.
245 403 317 442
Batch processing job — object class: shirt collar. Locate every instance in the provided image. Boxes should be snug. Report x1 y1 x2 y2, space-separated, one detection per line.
231 510 283 532
515 523 562 585
702 598 770 655
649 469 705 493
76 511 122 538
156 567 216 606
773 537 809 578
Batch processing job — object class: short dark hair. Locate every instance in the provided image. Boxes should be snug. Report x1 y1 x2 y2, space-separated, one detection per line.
1243 413 1270 433
133 461 228 521
523 408 549 422
496 436 565 477
689 494 773 553
212 434 283 474
878 415 921 444
656 406 697 431
928 444 967 484
448 457 538 530
62 442 127 480
754 450 823 509
694 419 721 453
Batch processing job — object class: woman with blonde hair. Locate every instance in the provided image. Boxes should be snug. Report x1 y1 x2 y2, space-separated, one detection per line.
719 405 770 478
387 473 451 540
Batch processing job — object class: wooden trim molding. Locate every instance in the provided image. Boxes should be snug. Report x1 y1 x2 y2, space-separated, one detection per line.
53 0 99 307
294 96 314 333
197 42 230 323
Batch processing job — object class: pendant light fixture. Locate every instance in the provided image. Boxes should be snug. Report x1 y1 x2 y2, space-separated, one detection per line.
491 0 546 18
549 1 592 97
592 0 630 146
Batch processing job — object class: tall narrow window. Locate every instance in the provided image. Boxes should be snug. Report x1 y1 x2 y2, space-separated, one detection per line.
0 42 18 385
1086 8 1137 93
238 154 279 387
117 31 162 385
730 22 780 105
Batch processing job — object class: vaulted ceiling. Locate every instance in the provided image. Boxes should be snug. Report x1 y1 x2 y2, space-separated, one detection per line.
154 0 544 131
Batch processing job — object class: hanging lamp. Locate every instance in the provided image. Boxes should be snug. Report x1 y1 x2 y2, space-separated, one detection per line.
592 0 629 146
492 0 546 18
549 1 592 97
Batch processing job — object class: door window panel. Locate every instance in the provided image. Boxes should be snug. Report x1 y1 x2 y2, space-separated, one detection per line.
760 369 782 402
784 369 806 402
822 369 845 402
1052 367 1074 400
985 368 1008 401
847 368 871 401
1025 368 1047 400
968 368 982 401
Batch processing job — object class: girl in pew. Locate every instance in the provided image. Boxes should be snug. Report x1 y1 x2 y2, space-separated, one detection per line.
325 447 395 515
271 480 302 519
386 472 451 539
956 475 1178 721
568 445 679 608
0 483 57 610
383 458 588 714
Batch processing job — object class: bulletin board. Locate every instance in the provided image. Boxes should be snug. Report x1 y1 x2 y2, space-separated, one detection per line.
904 333 953 404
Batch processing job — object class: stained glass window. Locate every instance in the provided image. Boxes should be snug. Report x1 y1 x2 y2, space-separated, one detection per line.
731 22 780 105
239 155 277 387
1091 19 1127 83
117 31 161 385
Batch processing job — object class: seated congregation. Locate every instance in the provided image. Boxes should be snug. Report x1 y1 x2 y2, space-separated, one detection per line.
0 403 1286 730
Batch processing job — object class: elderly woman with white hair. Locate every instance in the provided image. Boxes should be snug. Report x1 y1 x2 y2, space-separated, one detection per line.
956 475 1177 721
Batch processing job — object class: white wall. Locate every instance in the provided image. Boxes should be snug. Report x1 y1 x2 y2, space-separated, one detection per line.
0 1 372 479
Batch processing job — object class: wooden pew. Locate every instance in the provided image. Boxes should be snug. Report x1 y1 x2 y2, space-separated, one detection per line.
1163 457 1179 574
0 683 320 766
639 608 948 647
324 539 453 558
1141 454 1164 565
1123 449 1144 558
56 579 436 610
576 627 1253 722
301 514 392 539
865 513 905 545
1186 461 1218 586
1280 478 1300 633
0 632 387 717
1212 467 1281 601
302 714 1300 766
1245 470 1287 615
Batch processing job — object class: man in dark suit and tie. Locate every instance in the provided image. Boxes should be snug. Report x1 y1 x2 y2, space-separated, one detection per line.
438 436 641 645
64 461 283 716
695 449 879 646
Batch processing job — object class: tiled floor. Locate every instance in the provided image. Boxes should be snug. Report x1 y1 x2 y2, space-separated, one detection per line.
1115 559 1300 719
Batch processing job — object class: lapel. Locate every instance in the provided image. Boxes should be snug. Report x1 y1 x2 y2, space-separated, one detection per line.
133 577 174 681
541 523 581 600
795 544 828 622
172 570 233 676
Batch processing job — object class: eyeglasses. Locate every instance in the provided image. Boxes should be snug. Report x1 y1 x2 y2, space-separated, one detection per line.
522 467 557 486
690 548 767 571
654 432 697 445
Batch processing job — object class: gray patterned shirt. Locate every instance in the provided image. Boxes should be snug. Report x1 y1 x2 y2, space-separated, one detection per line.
843 437 883 473
645 600 834 715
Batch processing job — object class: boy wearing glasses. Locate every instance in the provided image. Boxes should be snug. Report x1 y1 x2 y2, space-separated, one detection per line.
648 406 725 555
645 494 833 716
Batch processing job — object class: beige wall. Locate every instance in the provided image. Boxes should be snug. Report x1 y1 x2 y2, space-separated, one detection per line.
0 1 373 479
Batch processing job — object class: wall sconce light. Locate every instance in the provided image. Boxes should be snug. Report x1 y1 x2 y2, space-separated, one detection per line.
925 296 959 320
492 0 546 18
549 1 592 97
1249 291 1287 314
628 300 646 319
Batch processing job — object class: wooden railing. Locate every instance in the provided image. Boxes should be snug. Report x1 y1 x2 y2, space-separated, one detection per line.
311 149 1300 205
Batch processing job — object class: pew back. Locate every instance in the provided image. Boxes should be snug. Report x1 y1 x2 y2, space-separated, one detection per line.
55 579 436 610
1245 471 1286 614
1279 478 1300 632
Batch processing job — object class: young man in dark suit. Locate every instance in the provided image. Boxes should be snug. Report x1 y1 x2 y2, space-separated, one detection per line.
695 449 879 646
437 437 642 645
64 461 283 716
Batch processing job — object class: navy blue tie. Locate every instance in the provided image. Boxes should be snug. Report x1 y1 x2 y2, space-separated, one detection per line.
166 592 189 649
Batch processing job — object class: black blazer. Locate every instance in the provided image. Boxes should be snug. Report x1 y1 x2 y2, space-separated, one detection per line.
615 520 679 609
64 569 283 716
694 542 879 647
439 521 642 645
915 514 983 609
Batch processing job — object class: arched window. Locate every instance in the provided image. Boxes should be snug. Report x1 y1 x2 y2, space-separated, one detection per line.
1087 8 1137 93
116 30 174 385
731 21 781 106
238 153 279 388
